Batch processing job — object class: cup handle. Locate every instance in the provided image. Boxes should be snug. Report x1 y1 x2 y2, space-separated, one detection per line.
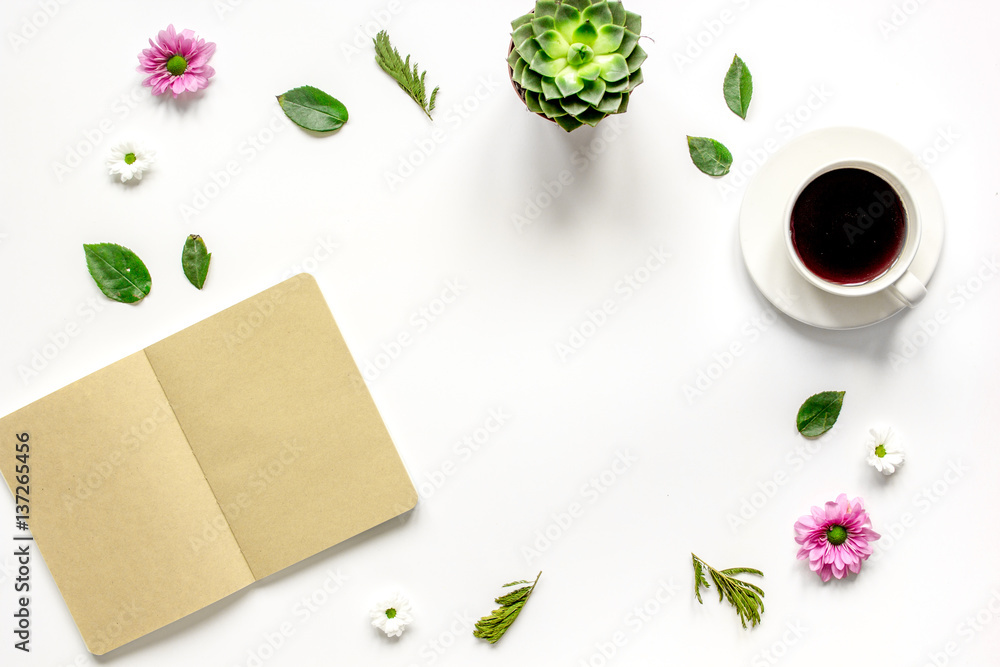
889 271 927 308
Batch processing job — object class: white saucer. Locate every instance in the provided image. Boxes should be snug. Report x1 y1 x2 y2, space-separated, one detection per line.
739 127 945 329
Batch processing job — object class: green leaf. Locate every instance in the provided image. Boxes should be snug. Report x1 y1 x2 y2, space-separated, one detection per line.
276 86 348 133
582 2 614 26
687 136 733 177
577 62 602 81
572 21 598 46
724 54 753 119
513 23 535 48
721 567 764 577
83 243 151 304
624 10 641 34
796 391 846 437
555 4 582 30
555 69 585 96
691 554 765 629
554 114 584 131
473 572 542 644
534 0 558 18
627 44 647 73
374 30 440 120
536 29 570 59
531 51 568 77
609 1 626 25
182 235 211 290
531 15 557 37
592 24 625 55
559 95 589 116
620 29 639 57
595 53 628 82
577 78 606 105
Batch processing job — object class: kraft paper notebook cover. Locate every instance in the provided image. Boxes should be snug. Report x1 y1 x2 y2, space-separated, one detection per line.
0 274 417 654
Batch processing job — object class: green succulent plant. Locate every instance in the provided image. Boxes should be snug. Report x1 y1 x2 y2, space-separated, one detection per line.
507 0 646 132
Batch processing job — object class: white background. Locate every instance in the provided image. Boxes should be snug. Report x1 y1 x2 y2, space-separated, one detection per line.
1 0 999 666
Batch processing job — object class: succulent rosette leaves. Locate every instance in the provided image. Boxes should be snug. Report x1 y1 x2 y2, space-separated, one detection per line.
508 0 646 131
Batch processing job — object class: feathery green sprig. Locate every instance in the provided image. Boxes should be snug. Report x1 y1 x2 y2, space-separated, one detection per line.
692 553 765 629
373 30 439 120
473 572 542 644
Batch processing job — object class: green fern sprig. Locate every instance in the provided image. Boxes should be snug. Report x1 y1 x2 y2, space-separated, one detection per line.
473 571 542 644
373 30 440 120
692 553 765 629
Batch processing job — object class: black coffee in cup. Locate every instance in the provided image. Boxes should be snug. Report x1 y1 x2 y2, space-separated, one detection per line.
790 168 906 285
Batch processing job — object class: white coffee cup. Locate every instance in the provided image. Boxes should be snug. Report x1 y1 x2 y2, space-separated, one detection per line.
783 159 927 307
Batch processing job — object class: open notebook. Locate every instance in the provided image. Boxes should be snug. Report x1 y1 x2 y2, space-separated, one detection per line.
0 274 417 654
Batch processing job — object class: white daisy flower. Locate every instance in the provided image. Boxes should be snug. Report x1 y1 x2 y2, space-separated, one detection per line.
107 141 155 182
865 427 905 475
370 593 413 637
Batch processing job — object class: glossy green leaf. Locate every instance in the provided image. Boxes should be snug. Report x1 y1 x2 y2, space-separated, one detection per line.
555 69 585 96
519 38 541 64
524 91 544 113
577 78 607 105
559 95 588 115
627 44 646 73
619 29 639 57
595 53 628 81
596 92 623 113
609 1 626 25
531 15 557 36
182 234 212 290
724 54 753 119
555 4 582 40
538 95 565 117
577 107 606 126
521 67 544 93
531 51 568 77
624 10 641 34
554 4 581 25
796 391 846 437
534 0 558 18
687 136 733 177
572 21 598 46
540 77 561 100
593 24 624 54
83 243 151 304
582 2 614 26
577 62 602 81
536 29 569 58
554 114 584 131
606 75 630 93
277 86 348 132
512 13 533 30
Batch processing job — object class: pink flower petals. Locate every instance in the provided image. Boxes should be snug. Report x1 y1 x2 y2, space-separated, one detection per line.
137 24 216 98
794 493 880 582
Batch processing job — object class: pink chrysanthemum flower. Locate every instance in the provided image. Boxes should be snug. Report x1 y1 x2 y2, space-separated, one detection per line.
794 493 880 582
137 25 216 98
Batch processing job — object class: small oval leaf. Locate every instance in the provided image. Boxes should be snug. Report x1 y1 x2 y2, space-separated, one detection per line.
687 136 733 177
83 243 152 304
182 234 211 290
277 86 349 133
796 391 846 437
724 54 753 119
